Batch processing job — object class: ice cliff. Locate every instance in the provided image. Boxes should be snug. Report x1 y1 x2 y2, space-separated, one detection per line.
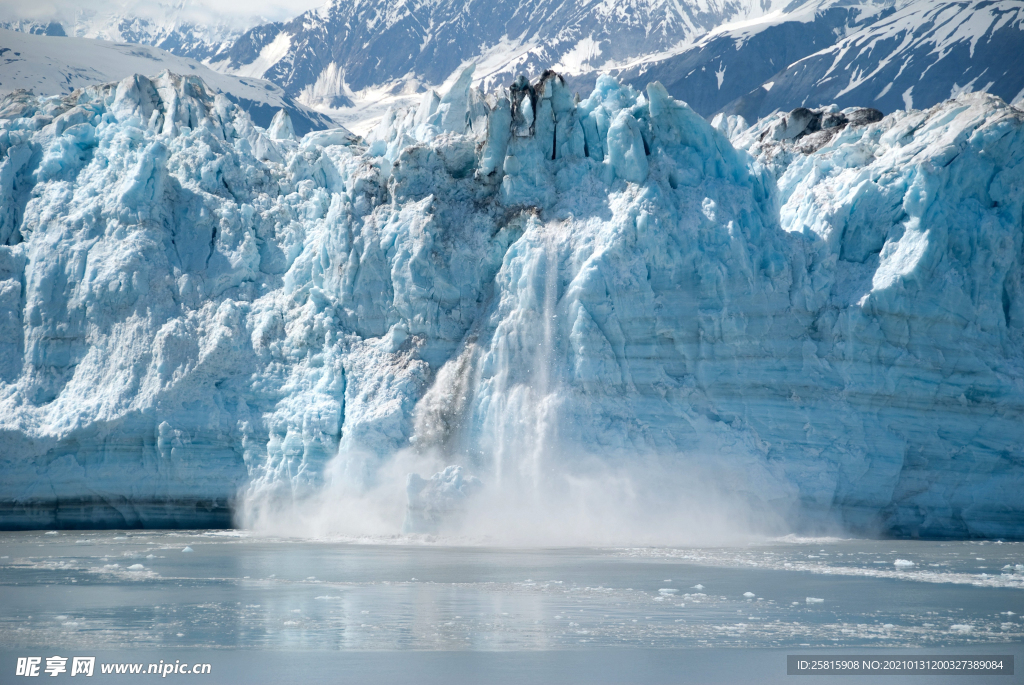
1 66 1023 538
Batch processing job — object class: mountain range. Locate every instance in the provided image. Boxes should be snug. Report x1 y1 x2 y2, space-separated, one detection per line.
2 0 1021 129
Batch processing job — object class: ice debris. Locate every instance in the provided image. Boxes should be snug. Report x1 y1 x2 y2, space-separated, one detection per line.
404 465 482 533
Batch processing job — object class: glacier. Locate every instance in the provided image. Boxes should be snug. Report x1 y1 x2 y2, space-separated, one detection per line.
1 66 1023 539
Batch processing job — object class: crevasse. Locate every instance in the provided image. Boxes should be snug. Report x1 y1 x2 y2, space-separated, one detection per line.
0 67 1022 538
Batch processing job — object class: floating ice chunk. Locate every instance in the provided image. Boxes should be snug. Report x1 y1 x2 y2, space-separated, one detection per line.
181 546 194 553
805 597 824 604
893 559 915 567
44 531 57 535
128 564 145 570
950 624 973 633
743 592 756 598
658 588 679 595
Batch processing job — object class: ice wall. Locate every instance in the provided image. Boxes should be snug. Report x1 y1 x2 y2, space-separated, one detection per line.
1 67 1022 537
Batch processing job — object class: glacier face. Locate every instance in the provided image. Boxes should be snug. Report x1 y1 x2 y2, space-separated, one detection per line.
1 67 1023 538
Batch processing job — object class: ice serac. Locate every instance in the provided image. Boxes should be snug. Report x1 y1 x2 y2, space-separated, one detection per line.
1 67 1022 538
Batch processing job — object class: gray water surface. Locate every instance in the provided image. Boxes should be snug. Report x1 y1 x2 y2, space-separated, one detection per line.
1 531 1022 683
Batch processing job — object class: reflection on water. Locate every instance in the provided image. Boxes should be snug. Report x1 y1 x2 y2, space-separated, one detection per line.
1 531 1023 651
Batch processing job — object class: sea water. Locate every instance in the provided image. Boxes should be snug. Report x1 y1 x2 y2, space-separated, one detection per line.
1 531 1022 683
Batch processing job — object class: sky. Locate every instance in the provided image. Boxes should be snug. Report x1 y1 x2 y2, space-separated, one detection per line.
0 0 326 28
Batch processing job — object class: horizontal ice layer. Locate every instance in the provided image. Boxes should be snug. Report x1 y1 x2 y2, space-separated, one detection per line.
0 67 1022 536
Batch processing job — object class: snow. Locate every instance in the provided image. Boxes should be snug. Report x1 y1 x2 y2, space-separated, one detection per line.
552 37 605 75
740 0 1024 120
0 66 1023 539
204 0 861 107
0 29 336 135
297 62 353 110
902 86 914 110
232 32 292 80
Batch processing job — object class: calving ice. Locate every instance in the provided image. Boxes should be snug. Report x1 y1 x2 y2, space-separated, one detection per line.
0 64 1022 540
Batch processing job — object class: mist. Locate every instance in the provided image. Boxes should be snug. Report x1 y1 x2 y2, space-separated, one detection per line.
238 437 796 547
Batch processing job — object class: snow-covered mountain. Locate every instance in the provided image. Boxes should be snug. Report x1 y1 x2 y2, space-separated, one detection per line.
203 0 1024 127
210 0 804 104
607 0 894 117
4 0 1020 129
1 68 1022 538
0 29 337 135
0 0 324 63
0 20 68 37
720 0 1024 122
0 2 239 63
